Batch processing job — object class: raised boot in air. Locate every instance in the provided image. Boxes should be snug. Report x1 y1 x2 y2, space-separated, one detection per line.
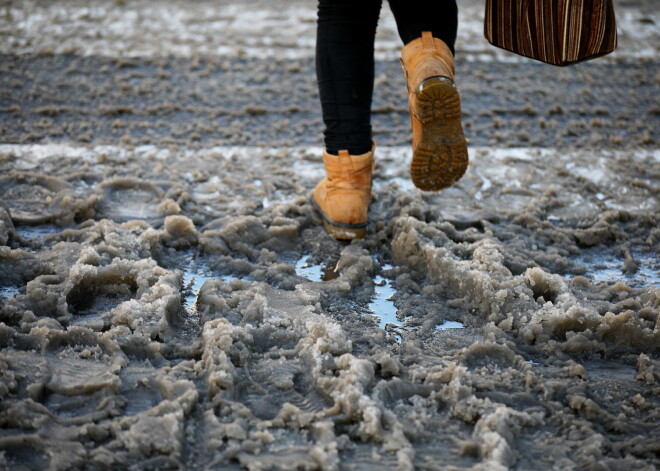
401 31 468 191
312 145 374 240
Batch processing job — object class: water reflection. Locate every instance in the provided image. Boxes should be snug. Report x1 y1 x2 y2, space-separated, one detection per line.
0 285 21 300
15 224 61 240
436 320 465 330
572 251 659 288
295 255 339 282
367 264 398 330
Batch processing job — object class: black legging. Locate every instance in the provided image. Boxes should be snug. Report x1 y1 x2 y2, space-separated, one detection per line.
316 0 458 155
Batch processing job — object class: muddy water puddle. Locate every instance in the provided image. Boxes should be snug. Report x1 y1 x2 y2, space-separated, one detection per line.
0 285 22 300
296 255 467 338
295 255 402 335
572 250 659 287
294 254 339 282
182 267 216 314
14 224 62 241
175 253 240 314
367 264 398 330
436 320 465 330
583 361 637 381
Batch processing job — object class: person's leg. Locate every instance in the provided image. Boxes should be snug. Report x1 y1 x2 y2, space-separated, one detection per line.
390 0 467 192
316 0 381 155
312 0 381 240
388 0 457 52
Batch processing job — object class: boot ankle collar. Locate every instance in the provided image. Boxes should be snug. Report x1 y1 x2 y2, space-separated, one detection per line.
323 147 375 175
422 31 435 51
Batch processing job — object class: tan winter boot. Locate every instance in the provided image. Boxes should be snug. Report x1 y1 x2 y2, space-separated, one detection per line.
401 31 468 191
312 144 375 240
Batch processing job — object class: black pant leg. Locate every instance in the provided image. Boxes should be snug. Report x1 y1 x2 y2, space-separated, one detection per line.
316 0 381 155
387 0 458 53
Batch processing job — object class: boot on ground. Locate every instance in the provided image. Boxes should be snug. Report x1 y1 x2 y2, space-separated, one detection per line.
312 145 375 240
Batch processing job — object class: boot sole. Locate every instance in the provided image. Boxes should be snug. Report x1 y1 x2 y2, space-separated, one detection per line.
411 76 468 192
310 194 367 240
323 221 366 240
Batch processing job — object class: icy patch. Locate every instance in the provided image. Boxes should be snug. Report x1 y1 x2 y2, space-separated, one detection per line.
72 178 97 196
436 320 465 330
380 177 416 192
3 144 658 175
97 179 165 223
1 1 655 61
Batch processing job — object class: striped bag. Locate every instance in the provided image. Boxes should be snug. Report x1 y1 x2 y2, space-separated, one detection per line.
484 0 618 66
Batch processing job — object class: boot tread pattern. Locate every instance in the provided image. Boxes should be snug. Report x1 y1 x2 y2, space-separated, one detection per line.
411 78 468 192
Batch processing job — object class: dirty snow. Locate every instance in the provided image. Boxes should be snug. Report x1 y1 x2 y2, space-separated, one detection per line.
0 0 658 470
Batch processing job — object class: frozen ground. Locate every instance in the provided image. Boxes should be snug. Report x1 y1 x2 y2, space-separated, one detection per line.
0 0 658 470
